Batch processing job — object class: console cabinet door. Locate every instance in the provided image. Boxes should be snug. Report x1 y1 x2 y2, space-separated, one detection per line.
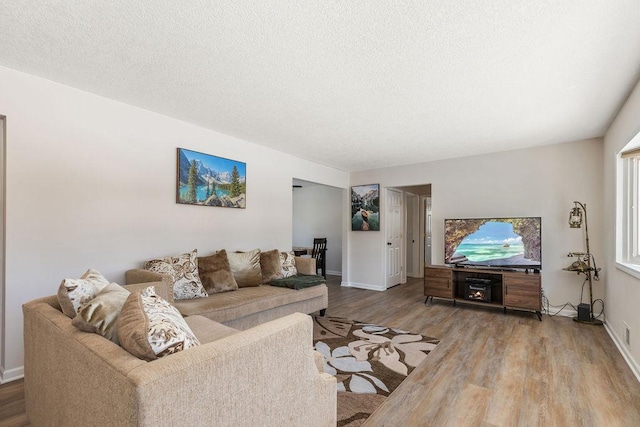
424 267 453 299
503 273 541 310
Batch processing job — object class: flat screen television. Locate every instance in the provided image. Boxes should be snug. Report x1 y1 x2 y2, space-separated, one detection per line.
444 217 542 270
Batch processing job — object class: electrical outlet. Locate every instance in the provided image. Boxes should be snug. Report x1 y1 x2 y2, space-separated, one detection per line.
624 322 631 346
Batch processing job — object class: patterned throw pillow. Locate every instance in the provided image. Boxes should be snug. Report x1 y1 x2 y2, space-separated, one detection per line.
57 269 111 318
118 286 200 361
198 250 239 294
144 249 208 300
280 251 298 278
227 249 263 287
72 283 130 344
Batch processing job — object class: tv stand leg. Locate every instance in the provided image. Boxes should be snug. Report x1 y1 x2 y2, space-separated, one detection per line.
424 297 429 304
536 311 542 321
453 300 456 307
503 307 507 314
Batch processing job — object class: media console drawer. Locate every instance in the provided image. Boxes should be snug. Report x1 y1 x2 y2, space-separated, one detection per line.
424 267 453 298
503 273 541 310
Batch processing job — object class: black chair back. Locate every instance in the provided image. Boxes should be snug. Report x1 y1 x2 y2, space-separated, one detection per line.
312 238 327 278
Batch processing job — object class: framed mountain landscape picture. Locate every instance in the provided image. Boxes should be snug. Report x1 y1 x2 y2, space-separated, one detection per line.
351 184 379 231
176 148 246 208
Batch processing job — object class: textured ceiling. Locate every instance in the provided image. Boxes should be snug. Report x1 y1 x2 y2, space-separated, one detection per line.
1 1 639 171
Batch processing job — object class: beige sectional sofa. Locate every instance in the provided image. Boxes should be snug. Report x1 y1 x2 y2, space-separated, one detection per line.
126 256 328 330
23 279 337 426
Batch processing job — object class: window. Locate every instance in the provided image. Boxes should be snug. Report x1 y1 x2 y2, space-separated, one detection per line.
617 134 640 277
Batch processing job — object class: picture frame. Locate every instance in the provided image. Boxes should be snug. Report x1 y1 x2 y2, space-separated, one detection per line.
351 184 380 231
176 148 246 208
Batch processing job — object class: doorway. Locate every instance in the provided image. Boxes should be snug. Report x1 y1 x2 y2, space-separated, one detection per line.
386 184 431 286
292 178 344 276
406 193 420 277
385 188 403 287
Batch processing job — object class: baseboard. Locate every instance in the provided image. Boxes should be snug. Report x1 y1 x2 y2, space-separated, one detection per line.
341 281 386 292
326 270 341 276
605 322 640 384
0 366 24 384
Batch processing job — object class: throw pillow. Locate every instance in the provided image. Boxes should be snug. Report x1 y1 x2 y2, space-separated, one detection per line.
198 250 238 294
280 251 298 278
118 286 200 361
260 249 283 284
144 249 208 300
227 249 262 287
72 283 130 344
57 269 111 318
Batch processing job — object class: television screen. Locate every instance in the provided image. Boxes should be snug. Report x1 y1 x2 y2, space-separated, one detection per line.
444 217 541 269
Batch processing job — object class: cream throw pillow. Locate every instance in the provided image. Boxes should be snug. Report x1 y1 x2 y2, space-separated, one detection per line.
72 283 130 344
227 249 262 287
144 249 208 300
280 251 298 278
118 286 200 361
57 269 111 318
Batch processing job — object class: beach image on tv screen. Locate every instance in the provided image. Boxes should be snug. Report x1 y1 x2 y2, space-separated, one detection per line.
444 218 541 267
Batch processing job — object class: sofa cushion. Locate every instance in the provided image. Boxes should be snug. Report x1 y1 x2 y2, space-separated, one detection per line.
72 283 130 344
279 251 298 278
198 250 238 294
57 269 111 318
175 284 328 324
228 249 262 287
118 286 200 361
144 249 208 300
260 249 284 284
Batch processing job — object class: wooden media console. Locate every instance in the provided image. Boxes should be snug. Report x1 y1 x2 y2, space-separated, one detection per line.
424 265 542 320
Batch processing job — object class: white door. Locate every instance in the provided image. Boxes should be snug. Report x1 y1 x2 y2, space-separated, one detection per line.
406 193 420 277
386 188 403 287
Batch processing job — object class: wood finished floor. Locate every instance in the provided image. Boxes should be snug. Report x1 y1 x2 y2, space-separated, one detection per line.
2 275 640 426
326 276 640 427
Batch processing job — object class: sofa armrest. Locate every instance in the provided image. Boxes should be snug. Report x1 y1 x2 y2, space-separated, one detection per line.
126 268 170 284
295 256 317 275
123 276 175 306
129 312 337 426
23 298 148 426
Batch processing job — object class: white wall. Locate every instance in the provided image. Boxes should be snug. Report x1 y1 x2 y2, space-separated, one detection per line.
0 66 349 381
292 183 343 275
603 78 640 379
348 139 605 311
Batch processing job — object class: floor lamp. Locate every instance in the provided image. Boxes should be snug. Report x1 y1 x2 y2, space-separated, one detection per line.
565 201 603 325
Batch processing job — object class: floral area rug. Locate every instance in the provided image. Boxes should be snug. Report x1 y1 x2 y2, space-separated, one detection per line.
313 316 440 427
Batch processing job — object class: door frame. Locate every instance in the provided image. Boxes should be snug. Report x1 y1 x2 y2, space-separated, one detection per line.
405 192 421 277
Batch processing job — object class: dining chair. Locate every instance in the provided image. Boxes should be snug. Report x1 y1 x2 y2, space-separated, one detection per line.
311 238 327 278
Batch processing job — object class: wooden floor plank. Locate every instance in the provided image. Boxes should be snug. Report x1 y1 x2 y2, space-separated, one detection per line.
2 274 640 426
324 275 640 427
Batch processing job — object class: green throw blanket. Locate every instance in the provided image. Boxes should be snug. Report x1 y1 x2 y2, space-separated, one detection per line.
270 274 326 290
